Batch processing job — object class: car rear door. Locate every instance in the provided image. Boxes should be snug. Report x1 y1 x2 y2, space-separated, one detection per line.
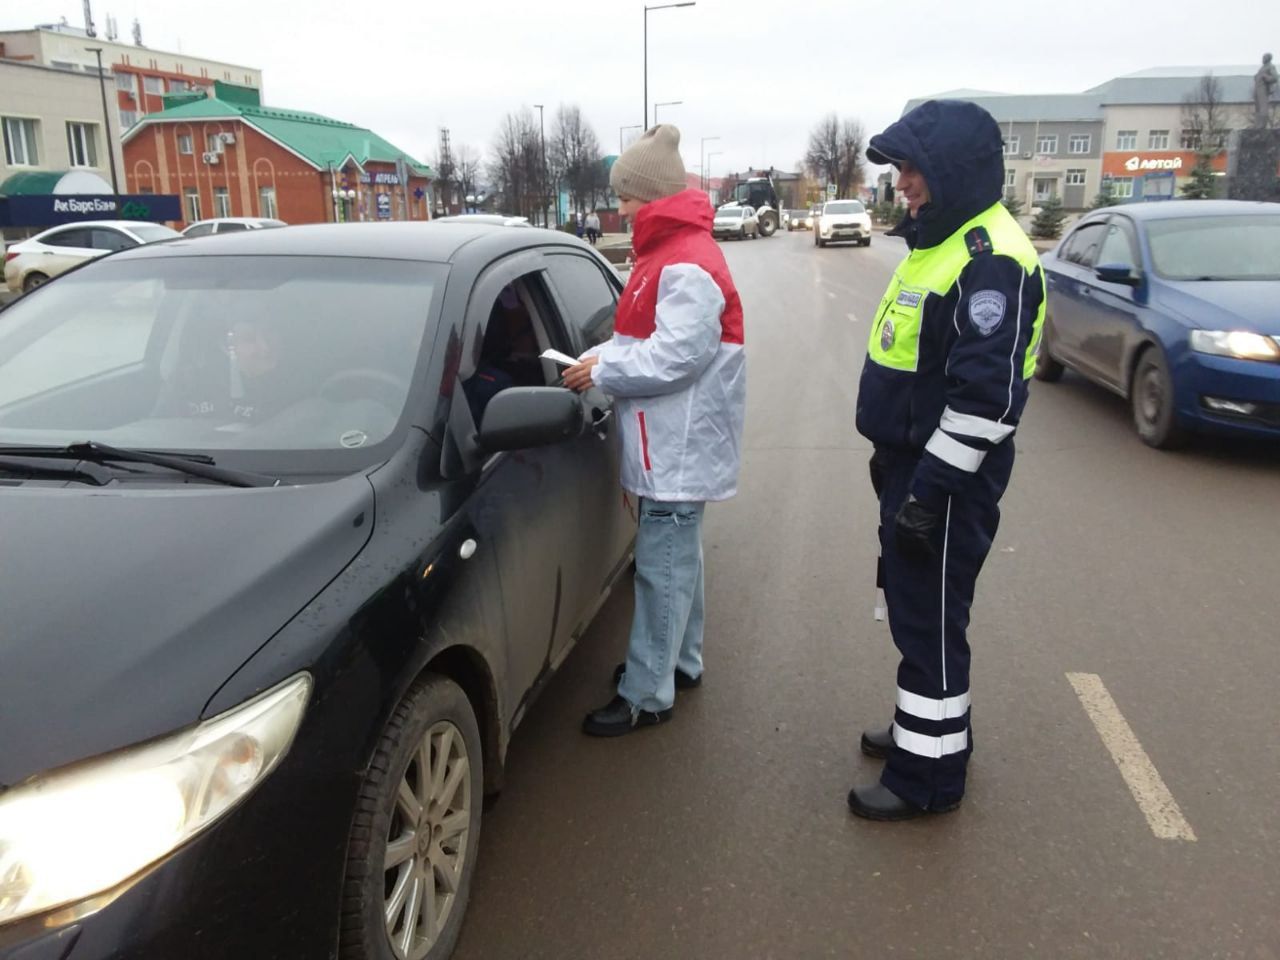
1046 219 1107 367
31 226 98 279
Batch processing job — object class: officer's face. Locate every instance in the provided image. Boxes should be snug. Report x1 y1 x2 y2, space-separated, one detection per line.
896 161 931 217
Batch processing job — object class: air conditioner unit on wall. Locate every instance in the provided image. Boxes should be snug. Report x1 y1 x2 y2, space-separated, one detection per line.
219 132 236 145
1022 152 1032 159
202 151 221 164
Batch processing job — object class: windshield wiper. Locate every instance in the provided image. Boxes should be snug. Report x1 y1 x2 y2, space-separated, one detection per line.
0 442 280 488
0 455 113 486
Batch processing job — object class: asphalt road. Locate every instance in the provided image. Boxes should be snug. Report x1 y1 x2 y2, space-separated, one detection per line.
453 227 1280 960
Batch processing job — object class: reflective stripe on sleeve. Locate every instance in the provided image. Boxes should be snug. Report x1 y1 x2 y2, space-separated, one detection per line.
892 723 970 759
897 687 971 721
925 429 986 473
939 407 1015 443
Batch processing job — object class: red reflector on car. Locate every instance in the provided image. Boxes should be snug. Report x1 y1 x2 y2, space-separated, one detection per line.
3 252 18 262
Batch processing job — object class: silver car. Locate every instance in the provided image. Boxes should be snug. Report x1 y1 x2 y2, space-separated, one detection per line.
712 205 760 240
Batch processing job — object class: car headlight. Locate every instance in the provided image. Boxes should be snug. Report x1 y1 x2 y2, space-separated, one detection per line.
1189 330 1280 362
0 673 311 927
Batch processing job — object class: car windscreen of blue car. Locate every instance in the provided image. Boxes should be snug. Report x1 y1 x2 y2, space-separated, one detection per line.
1145 214 1280 281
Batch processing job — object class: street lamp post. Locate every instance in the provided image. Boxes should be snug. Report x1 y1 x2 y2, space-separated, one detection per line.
706 151 722 201
84 47 120 195
534 103 547 227
644 3 695 129
700 135 719 192
653 100 682 123
619 124 642 154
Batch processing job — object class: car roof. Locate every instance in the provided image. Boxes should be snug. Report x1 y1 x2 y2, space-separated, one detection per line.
38 220 155 233
1092 200 1280 221
107 220 595 265
187 217 284 226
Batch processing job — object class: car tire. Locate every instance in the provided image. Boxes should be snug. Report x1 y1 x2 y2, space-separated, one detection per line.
1130 346 1185 449
863 238 871 247
1034 320 1065 383
22 272 48 293
340 673 484 960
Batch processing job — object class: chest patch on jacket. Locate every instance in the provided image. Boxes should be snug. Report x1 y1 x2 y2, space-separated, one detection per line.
968 289 1007 336
895 289 923 308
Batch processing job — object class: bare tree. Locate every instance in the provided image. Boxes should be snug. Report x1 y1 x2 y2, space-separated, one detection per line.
488 109 542 218
454 144 482 210
805 114 841 191
549 104 606 217
1181 72 1231 152
805 113 867 198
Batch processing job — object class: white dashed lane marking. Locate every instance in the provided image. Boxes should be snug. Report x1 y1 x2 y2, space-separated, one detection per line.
1066 672 1197 842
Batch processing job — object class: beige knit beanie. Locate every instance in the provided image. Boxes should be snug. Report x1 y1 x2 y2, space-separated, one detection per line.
610 124 687 202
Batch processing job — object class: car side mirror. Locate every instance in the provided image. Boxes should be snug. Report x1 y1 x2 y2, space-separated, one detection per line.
1095 262 1140 286
479 387 585 452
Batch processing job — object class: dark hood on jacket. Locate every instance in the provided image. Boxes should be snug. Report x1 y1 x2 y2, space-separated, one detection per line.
867 100 1005 249
631 188 714 255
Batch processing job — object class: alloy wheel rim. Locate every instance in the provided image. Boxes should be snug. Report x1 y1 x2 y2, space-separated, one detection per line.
383 720 471 960
1140 367 1163 425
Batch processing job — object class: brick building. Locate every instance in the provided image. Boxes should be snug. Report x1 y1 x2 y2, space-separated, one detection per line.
122 83 433 227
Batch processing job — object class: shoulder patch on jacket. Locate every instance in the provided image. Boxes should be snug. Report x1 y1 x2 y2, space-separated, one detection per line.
968 289 1006 336
965 226 993 257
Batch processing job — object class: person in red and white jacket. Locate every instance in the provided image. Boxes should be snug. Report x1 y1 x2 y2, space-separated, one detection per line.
565 125 746 737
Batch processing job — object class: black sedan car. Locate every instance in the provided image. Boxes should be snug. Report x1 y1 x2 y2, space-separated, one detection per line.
0 223 636 960
1036 200 1280 447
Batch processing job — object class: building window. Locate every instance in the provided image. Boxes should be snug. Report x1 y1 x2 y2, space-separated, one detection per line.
1065 169 1087 186
1068 134 1091 154
1148 130 1170 150
214 187 231 218
143 75 165 95
184 187 201 222
1003 135 1020 156
1180 129 1199 150
115 71 135 94
206 133 223 154
1116 130 1137 150
2 117 39 166
1036 135 1058 155
1033 178 1057 202
178 134 194 155
170 79 189 93
66 122 98 167
50 59 78 71
1110 177 1134 199
119 110 138 129
258 186 278 219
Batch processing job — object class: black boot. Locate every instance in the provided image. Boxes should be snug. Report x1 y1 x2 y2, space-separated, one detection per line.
612 662 702 690
860 725 894 759
582 695 672 737
846 782 961 821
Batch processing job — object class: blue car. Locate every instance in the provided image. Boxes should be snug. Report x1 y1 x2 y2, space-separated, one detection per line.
1036 200 1280 447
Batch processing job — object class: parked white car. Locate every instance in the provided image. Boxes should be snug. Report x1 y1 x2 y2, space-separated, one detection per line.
182 217 287 237
4 220 181 293
815 200 872 248
712 205 759 240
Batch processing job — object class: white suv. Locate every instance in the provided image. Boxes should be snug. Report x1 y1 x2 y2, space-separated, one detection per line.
815 200 872 248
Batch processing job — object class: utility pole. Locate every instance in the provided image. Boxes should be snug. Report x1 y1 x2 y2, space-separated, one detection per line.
85 47 119 195
534 104 547 227
438 128 453 216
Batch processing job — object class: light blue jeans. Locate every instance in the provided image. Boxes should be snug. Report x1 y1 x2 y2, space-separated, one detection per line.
617 498 706 713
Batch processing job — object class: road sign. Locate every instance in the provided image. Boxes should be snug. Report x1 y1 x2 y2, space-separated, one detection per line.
826 182 837 198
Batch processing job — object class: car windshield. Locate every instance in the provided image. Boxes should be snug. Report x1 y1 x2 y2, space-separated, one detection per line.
0 255 445 470
1146 214 1280 280
127 224 183 243
716 209 743 219
824 201 865 214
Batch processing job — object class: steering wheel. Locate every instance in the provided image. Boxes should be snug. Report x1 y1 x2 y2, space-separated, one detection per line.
319 368 407 407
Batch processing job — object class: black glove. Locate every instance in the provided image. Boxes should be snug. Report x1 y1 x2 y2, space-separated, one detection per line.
894 494 941 561
869 449 888 498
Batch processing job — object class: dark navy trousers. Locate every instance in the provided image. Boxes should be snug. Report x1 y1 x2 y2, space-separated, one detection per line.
875 443 1013 810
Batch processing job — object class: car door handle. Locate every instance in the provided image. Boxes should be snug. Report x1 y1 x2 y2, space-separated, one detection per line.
591 408 613 438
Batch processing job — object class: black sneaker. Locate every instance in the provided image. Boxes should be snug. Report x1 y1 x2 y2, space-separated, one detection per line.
612 662 702 690
582 695 673 737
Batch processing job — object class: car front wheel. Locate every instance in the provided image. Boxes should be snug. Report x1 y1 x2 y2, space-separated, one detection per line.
340 673 483 960
1130 346 1185 449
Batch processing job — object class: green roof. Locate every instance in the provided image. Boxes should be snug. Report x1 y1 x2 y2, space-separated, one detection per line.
131 96 433 177
0 171 65 196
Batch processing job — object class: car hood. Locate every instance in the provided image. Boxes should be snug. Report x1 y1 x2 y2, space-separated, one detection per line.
1157 279 1280 335
0 476 374 787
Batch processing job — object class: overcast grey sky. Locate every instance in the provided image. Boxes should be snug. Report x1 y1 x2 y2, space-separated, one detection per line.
7 1 1277 181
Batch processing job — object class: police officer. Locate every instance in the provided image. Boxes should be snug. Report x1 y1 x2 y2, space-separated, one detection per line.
848 100 1046 820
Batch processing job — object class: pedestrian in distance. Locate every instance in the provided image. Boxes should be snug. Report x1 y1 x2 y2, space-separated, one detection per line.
848 100 1046 820
563 124 747 737
585 209 602 246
